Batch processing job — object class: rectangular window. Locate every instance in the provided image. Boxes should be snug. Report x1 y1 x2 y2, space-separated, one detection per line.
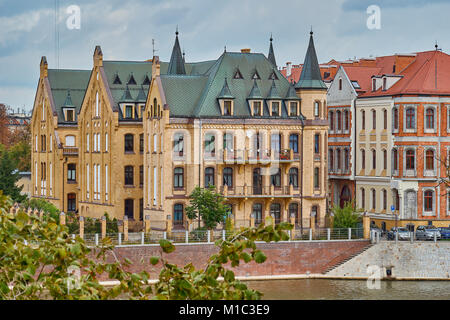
271 102 280 116
125 105 133 119
105 165 108 201
67 164 76 182
67 109 74 122
153 134 157 153
271 134 281 152
140 165 144 187
253 101 261 116
314 102 320 117
86 164 90 199
314 167 320 189
140 134 144 153
86 134 90 152
314 134 320 154
290 102 298 116
224 101 232 115
153 167 157 206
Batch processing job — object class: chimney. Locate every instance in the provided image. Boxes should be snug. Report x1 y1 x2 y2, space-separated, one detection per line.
241 48 251 53
286 62 292 78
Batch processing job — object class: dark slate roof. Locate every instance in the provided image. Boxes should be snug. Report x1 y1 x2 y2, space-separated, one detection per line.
217 78 235 99
160 51 301 118
295 32 327 90
47 69 91 123
285 84 301 100
248 79 263 99
268 36 277 68
167 32 186 75
267 79 282 99
63 90 74 107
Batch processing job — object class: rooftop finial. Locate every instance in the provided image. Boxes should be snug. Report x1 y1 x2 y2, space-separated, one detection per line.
435 40 439 50
176 25 179 36
224 45 227 53
310 26 313 36
270 33 273 42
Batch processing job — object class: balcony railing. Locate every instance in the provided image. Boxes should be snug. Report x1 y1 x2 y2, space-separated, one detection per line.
219 185 296 197
222 149 298 163
63 147 79 156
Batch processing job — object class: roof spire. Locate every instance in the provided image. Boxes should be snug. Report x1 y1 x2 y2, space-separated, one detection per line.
268 33 277 68
167 27 186 75
295 30 326 90
435 40 439 51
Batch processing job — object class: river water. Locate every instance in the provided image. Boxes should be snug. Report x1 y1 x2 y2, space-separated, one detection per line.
246 279 450 300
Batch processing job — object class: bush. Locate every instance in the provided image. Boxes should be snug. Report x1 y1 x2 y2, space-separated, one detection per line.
23 198 60 221
331 200 363 229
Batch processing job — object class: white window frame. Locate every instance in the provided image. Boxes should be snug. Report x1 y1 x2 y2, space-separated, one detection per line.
422 188 435 216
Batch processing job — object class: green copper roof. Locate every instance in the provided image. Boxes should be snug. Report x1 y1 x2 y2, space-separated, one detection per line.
217 78 235 99
267 79 282 99
167 31 186 75
47 69 91 123
120 86 134 102
63 90 74 107
285 84 301 100
295 32 327 90
247 79 263 99
135 86 147 102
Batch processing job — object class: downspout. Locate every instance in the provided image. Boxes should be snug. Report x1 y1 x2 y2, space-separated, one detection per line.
300 117 305 234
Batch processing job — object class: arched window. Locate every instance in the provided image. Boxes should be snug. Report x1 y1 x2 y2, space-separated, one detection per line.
329 111 334 131
124 166 134 185
383 109 387 130
393 149 398 172
361 110 366 130
383 149 387 170
382 189 387 210
223 133 234 151
344 149 349 172
174 167 184 188
426 149 434 170
426 108 435 129
337 149 342 170
372 149 377 170
393 107 399 130
270 203 281 224
371 189 376 210
337 111 342 131
361 188 366 209
174 204 184 226
204 133 216 156
372 109 376 130
289 168 298 188
314 101 320 118
339 78 342 90
205 167 215 187
124 134 134 153
406 108 415 129
253 203 263 225
65 135 75 147
406 149 415 170
344 110 349 131
289 203 299 225
223 167 233 187
174 133 184 156
424 190 433 212
329 148 334 172
361 149 366 170
271 168 281 187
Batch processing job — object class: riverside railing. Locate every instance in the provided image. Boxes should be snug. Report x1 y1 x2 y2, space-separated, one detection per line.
77 228 364 247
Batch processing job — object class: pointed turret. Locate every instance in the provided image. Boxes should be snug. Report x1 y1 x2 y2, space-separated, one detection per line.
267 79 281 99
40 56 48 78
285 84 301 100
167 29 186 75
248 79 263 99
136 86 147 102
63 90 74 107
295 31 326 90
268 34 277 68
120 85 133 102
218 78 234 99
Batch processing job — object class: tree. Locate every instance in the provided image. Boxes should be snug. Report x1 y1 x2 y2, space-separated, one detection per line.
0 104 9 146
0 147 26 203
186 186 230 230
9 140 31 172
0 192 293 300
331 200 363 229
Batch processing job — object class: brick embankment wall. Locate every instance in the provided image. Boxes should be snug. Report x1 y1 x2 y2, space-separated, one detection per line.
96 240 370 281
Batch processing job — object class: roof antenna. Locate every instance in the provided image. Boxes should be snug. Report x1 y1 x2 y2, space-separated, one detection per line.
435 40 439 51
152 39 158 58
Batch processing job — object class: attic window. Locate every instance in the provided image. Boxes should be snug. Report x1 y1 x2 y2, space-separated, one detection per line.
234 69 243 79
127 74 137 85
125 105 133 119
351 81 361 89
271 101 280 117
268 71 279 80
66 109 75 122
142 75 151 85
113 74 122 85
252 71 261 80
253 101 262 116
324 72 330 79
224 101 233 116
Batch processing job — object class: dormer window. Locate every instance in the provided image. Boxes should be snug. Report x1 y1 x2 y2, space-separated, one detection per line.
66 109 75 122
372 78 377 91
252 71 261 80
252 101 262 116
234 69 243 79
125 105 133 119
142 75 151 85
127 74 137 85
113 73 122 85
271 101 280 117
289 102 298 116
383 77 387 91
224 101 232 116
268 71 279 80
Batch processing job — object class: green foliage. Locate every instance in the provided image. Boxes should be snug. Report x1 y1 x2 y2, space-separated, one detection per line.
23 198 60 221
9 141 31 172
331 200 363 229
0 146 26 203
152 219 293 300
185 186 230 230
0 192 293 300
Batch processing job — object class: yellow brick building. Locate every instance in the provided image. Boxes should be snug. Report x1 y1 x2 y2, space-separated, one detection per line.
31 31 329 231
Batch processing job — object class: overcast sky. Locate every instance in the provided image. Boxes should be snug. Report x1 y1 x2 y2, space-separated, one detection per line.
1 0 450 111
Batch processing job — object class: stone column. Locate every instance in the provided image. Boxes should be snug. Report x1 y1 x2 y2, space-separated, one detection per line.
145 215 151 233
101 216 106 239
166 215 172 233
79 217 84 239
124 216 129 241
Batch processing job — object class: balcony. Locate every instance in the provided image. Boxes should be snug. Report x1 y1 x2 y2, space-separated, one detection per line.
222 149 299 164
63 147 79 156
219 185 298 198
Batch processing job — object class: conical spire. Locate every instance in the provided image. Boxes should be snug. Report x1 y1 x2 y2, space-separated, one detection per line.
63 90 74 107
285 84 301 100
120 85 134 102
136 86 147 102
295 30 327 90
218 78 234 99
268 34 277 67
248 79 263 99
167 29 186 75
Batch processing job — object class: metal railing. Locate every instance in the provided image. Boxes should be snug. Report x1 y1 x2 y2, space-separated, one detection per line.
220 185 295 197
76 227 364 247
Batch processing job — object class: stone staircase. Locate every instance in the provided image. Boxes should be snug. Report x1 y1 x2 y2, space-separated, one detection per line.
323 243 374 274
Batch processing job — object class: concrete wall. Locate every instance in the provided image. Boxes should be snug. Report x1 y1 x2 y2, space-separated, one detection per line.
98 240 370 281
327 241 450 279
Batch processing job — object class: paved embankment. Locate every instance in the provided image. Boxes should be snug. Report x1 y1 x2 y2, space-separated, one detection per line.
326 241 450 279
